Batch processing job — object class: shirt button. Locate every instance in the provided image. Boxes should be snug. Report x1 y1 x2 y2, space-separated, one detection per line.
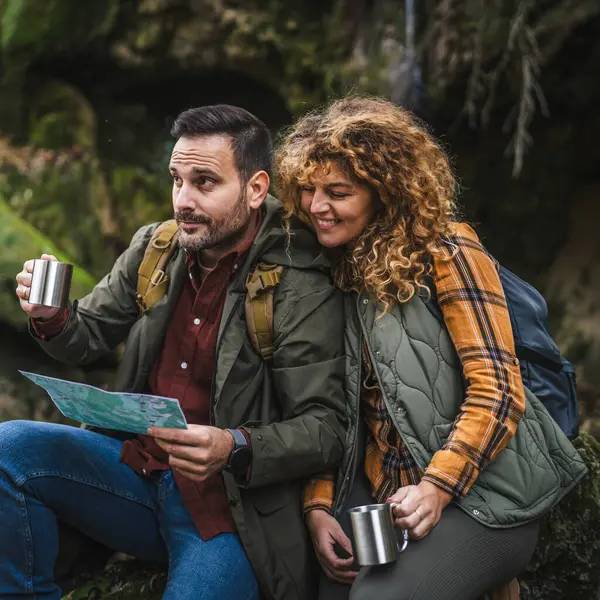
193 318 200 325
181 362 188 370
189 272 193 280
233 264 239 270
142 469 148 476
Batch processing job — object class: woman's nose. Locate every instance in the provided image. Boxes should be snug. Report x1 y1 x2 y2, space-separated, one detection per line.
310 190 331 215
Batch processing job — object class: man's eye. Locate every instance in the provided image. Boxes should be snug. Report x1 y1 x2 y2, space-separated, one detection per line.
196 177 215 187
172 175 182 185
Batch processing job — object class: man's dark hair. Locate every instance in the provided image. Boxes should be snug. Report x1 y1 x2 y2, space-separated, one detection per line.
171 104 273 182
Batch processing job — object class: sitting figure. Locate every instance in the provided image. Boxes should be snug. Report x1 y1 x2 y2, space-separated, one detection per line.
275 96 587 600
5 104 347 600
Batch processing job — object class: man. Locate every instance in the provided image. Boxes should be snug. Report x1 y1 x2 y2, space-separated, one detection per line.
4 105 347 600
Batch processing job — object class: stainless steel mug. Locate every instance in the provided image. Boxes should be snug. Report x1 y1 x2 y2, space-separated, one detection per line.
29 260 73 308
349 503 409 566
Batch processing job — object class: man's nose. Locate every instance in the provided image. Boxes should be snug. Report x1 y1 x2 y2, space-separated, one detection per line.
173 184 197 212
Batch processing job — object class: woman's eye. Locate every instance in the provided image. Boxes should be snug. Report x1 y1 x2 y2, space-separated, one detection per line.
301 186 315 194
330 192 348 199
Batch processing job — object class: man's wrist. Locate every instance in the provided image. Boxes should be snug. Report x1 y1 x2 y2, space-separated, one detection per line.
222 429 235 461
223 428 252 476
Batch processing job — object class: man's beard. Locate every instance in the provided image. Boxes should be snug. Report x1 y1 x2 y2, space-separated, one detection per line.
175 190 251 251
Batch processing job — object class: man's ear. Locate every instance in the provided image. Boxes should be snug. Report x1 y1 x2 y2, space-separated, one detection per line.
247 171 270 210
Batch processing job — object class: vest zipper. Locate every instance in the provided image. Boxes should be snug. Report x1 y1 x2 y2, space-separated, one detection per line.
356 297 427 474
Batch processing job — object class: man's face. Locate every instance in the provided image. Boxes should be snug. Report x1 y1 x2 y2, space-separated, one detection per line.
170 135 250 251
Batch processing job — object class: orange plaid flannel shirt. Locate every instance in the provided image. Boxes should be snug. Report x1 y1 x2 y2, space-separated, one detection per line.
304 223 526 512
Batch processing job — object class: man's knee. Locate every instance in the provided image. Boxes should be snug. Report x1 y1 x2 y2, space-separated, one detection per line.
0 420 41 453
0 420 73 474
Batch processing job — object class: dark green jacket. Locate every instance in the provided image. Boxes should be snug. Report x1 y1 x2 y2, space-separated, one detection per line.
33 196 347 600
334 292 587 526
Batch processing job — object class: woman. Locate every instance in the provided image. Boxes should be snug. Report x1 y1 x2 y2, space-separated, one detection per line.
275 97 586 600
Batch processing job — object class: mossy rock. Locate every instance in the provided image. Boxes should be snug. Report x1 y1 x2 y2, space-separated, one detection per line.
61 561 166 600
520 432 600 599
59 433 600 600
1 0 118 58
29 81 97 151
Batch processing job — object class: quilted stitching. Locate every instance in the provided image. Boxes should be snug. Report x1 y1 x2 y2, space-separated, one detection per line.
352 293 587 527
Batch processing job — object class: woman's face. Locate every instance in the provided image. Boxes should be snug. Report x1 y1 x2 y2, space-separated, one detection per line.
299 163 376 248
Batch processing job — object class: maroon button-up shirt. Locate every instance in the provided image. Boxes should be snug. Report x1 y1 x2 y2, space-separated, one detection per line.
33 213 261 541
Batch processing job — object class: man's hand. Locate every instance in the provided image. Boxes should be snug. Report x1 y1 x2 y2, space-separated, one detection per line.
149 425 235 482
388 480 453 540
306 509 358 585
15 254 61 321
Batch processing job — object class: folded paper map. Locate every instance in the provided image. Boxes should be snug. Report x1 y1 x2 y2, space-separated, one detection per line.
20 371 188 435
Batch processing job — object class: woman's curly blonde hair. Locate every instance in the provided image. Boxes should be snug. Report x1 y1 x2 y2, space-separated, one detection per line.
275 96 459 310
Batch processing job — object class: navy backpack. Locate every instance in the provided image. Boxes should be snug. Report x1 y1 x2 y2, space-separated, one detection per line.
499 267 579 439
425 261 579 439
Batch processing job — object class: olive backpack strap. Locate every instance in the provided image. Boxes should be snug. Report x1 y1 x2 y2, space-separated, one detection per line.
136 220 179 314
244 263 284 361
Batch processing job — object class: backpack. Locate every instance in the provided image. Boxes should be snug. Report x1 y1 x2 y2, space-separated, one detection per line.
499 267 579 438
135 220 283 361
424 257 579 440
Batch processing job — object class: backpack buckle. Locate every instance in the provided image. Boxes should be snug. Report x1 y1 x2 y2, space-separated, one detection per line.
258 271 280 289
150 269 166 286
136 293 148 313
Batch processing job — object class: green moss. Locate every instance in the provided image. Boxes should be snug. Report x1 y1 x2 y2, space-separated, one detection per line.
29 82 96 150
520 432 600 599
1 0 118 57
0 196 96 326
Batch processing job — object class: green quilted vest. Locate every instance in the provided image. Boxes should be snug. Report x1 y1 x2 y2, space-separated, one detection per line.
335 292 587 528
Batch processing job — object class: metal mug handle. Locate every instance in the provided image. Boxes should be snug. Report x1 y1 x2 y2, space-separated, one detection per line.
388 502 409 553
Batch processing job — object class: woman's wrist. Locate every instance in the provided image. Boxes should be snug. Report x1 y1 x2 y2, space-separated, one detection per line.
418 480 453 510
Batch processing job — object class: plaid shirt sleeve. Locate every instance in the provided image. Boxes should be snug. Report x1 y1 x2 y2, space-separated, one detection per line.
421 223 526 497
303 472 335 514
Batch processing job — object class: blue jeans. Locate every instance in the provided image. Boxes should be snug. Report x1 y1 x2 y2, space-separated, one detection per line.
0 420 259 600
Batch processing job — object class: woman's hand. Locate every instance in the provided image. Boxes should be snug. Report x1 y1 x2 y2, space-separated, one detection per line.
306 509 358 585
388 480 453 540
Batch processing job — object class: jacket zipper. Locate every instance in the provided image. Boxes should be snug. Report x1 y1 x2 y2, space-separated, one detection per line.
333 344 362 516
332 295 363 517
210 294 243 426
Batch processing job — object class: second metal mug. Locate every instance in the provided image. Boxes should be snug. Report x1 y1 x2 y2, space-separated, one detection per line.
349 503 409 566
29 259 73 309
